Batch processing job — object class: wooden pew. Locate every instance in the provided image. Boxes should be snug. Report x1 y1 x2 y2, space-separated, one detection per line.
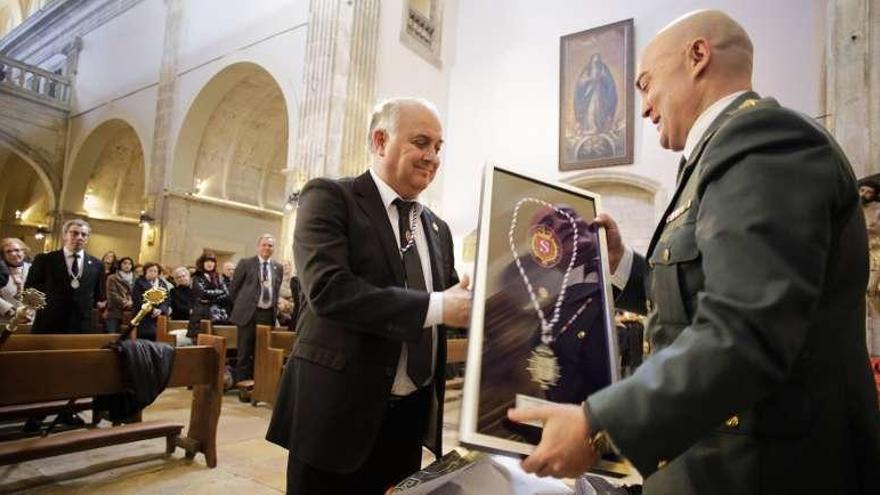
156 315 189 346
0 334 226 468
203 321 237 350
0 334 126 423
445 338 468 392
251 325 296 407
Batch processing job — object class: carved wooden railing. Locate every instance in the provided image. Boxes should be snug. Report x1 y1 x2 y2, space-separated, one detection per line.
0 55 71 109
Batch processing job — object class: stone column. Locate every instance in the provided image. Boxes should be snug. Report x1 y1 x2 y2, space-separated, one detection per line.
826 0 880 355
141 0 185 264
280 0 380 261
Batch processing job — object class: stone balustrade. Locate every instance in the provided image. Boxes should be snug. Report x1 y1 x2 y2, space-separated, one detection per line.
0 55 71 109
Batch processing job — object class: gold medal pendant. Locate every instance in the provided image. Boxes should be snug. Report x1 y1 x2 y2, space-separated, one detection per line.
70 279 80 289
526 343 560 390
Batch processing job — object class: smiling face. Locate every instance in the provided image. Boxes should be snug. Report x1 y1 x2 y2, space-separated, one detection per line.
636 39 702 152
373 103 443 199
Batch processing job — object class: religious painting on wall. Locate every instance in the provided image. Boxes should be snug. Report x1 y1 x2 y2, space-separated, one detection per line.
559 19 635 171
459 164 619 457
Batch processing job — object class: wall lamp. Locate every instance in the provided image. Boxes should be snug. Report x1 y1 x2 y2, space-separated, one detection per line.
34 226 50 240
138 211 155 227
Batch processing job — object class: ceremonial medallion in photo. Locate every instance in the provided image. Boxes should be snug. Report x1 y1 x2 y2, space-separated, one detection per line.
459 164 619 458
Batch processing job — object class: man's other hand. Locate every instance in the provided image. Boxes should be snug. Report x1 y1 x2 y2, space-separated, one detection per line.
507 404 598 479
442 274 471 328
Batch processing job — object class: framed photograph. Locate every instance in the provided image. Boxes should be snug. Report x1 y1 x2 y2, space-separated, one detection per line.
459 164 619 457
559 19 635 171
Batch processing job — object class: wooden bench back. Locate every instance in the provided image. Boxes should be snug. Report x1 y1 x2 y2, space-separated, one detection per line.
2 334 119 352
201 320 237 350
251 325 295 406
0 334 225 406
0 333 225 468
447 338 468 364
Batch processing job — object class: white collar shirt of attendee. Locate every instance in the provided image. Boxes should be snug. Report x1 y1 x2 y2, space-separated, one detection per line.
369 166 440 396
257 256 274 309
62 246 86 278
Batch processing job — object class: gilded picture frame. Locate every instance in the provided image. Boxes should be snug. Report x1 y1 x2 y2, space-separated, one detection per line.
559 19 635 171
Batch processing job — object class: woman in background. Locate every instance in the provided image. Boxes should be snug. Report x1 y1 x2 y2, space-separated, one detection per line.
105 257 135 333
130 262 171 341
187 252 229 338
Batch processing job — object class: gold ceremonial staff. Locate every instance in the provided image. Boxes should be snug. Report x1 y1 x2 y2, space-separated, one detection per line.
129 287 169 328
0 288 47 349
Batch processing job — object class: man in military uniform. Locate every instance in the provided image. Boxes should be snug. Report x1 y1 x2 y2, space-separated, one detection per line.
509 10 880 494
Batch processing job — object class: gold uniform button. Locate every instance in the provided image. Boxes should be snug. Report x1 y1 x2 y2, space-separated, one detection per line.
725 415 740 428
577 330 586 339
657 459 668 469
661 248 671 262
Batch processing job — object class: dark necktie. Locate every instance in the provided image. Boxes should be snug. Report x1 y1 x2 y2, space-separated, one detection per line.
393 198 432 386
260 261 270 305
71 253 80 276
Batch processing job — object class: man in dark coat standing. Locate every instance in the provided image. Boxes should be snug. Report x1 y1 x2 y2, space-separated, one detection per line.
229 235 282 383
26 218 103 333
267 97 472 494
509 10 880 495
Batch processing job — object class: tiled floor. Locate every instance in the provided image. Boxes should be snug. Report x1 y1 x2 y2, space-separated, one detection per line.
0 388 466 494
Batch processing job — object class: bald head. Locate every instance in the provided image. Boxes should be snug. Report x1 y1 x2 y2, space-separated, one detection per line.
636 10 754 151
651 10 753 81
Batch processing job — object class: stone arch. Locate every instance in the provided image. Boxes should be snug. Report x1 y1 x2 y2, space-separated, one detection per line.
566 170 666 255
0 129 57 213
63 119 146 217
172 62 289 210
0 139 57 244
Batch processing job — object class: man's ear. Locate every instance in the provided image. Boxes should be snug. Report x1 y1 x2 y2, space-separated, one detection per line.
687 38 711 79
372 129 387 157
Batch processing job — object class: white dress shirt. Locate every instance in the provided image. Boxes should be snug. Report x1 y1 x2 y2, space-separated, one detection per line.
62 247 85 277
257 256 274 309
369 168 443 395
613 90 748 287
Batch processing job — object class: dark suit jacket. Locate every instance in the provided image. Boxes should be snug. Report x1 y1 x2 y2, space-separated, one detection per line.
266 171 459 474
229 256 282 326
26 249 102 333
587 92 880 494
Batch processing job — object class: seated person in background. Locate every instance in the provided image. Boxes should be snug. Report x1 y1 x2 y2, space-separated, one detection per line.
170 266 193 320
220 260 235 314
187 252 229 338
130 262 171 341
104 256 135 333
0 238 32 327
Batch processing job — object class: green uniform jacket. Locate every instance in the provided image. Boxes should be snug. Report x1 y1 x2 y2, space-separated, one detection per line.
587 92 880 494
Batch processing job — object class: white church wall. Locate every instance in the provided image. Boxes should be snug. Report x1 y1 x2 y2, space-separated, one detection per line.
71 0 166 114
374 0 461 210
441 0 826 245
